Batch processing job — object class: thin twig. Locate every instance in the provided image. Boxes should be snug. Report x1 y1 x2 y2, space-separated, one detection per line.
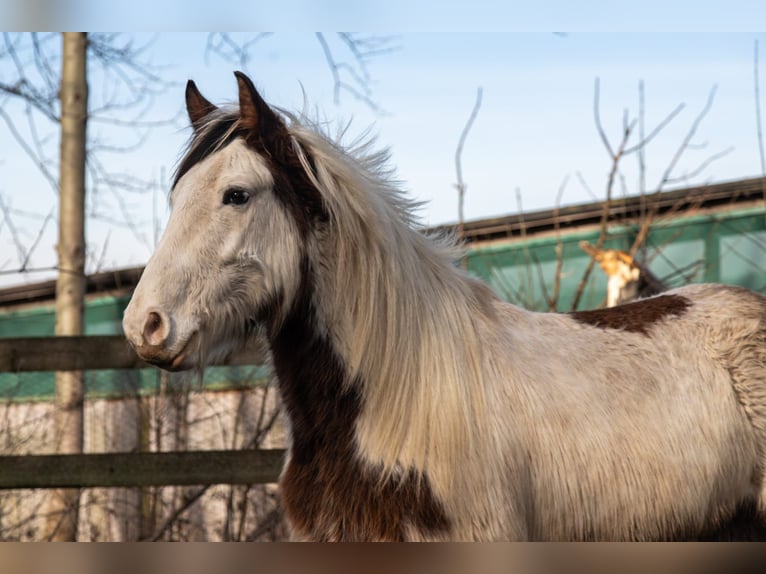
655 85 718 192
755 39 766 178
593 78 614 157
638 80 646 197
0 194 27 264
663 146 734 185
549 175 569 311
0 106 59 193
454 86 484 261
623 101 685 155
147 485 211 541
754 38 766 218
204 33 272 68
514 188 535 307
315 33 394 113
575 171 599 201
629 84 719 256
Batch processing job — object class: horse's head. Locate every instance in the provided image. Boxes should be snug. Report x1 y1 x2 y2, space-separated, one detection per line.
123 72 321 370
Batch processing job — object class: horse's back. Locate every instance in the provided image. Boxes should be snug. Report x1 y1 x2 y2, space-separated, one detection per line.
486 283 766 540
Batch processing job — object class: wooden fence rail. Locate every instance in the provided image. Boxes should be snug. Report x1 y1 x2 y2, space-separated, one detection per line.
0 335 267 373
0 449 285 489
0 335 278 490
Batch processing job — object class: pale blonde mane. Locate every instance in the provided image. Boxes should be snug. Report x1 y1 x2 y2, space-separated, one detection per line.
285 114 497 486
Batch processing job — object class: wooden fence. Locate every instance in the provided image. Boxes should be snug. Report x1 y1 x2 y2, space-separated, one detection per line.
0 335 284 489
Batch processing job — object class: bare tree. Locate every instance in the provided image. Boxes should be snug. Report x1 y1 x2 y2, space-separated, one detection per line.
44 32 88 542
569 79 729 311
0 32 173 541
0 33 173 280
468 79 733 313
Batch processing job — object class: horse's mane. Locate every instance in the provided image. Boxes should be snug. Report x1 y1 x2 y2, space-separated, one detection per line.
285 113 501 483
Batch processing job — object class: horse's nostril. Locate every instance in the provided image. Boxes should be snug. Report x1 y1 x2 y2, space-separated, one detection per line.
146 312 161 333
143 310 168 347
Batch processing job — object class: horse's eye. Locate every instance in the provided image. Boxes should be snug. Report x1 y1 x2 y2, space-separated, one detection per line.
222 188 251 206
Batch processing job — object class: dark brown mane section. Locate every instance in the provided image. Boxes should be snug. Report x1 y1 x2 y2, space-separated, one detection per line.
246 131 327 240
271 258 451 541
570 294 692 335
173 112 244 188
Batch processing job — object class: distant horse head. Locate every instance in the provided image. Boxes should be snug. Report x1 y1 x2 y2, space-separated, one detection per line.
579 241 666 307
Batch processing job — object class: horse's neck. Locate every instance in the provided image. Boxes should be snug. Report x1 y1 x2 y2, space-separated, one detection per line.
267 263 361 448
295 232 497 476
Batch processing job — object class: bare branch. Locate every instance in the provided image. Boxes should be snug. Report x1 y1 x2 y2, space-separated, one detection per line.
454 86 484 252
20 209 55 271
571 83 638 311
549 175 569 311
637 80 647 227
203 33 397 114
624 84 720 259
0 193 27 264
0 265 58 277
655 84 718 191
593 78 615 157
316 33 381 113
624 103 686 156
755 39 766 207
205 33 273 68
0 33 60 122
146 485 211 541
514 187 536 307
663 145 734 185
0 106 59 193
571 117 635 311
91 229 111 273
575 171 599 201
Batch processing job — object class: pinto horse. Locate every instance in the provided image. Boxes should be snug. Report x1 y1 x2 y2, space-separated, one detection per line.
123 72 766 541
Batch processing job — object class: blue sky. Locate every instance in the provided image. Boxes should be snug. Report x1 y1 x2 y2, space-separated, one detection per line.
1 30 765 286
4 2 766 32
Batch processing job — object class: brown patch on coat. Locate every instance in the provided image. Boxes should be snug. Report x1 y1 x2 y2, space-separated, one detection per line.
270 258 451 541
570 294 692 335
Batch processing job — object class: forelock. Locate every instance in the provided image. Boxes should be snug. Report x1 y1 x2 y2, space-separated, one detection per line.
173 108 245 189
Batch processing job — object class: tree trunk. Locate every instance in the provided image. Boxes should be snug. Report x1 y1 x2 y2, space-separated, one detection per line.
46 32 88 542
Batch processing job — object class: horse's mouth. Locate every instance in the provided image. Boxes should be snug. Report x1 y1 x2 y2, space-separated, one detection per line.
168 331 201 371
168 349 190 371
143 331 199 372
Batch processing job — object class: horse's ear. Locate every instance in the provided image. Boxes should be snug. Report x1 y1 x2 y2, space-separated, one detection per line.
579 240 605 262
185 80 217 128
234 71 281 136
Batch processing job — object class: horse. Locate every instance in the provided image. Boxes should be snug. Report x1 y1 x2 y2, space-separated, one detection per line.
123 71 766 541
579 241 667 307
